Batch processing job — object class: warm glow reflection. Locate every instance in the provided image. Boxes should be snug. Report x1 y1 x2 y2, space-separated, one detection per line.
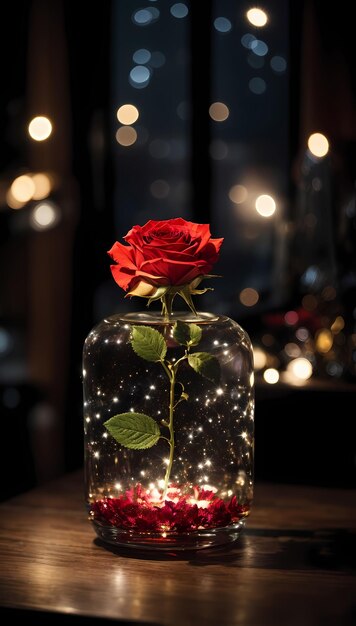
239 288 259 307
253 347 267 370
209 102 229 122
308 133 329 158
229 184 248 204
287 358 313 381
31 173 52 200
263 368 279 384
255 194 276 217
316 329 333 353
116 104 139 125
246 7 268 27
116 126 137 146
30 202 59 230
28 116 52 141
10 175 35 203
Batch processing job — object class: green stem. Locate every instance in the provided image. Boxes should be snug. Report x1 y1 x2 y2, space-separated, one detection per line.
161 293 174 320
162 366 176 498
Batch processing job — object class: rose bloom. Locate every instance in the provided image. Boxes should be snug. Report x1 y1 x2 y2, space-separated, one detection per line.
108 218 223 297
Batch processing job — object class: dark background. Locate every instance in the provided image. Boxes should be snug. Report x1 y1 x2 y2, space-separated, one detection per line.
0 0 355 500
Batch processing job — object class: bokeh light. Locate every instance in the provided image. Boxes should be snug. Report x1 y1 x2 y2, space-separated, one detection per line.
271 56 287 73
246 8 268 27
229 185 248 204
30 202 59 230
251 40 268 56
209 102 229 122
263 368 279 384
249 77 266 94
133 49 151 64
315 329 333 353
28 116 52 141
287 358 313 381
31 173 52 200
253 347 267 370
255 194 276 217
170 3 188 18
284 311 298 326
115 126 137 146
150 180 170 199
308 133 329 158
241 33 256 49
116 104 139 125
239 288 259 307
214 17 232 33
210 140 228 160
129 66 150 89
10 175 35 203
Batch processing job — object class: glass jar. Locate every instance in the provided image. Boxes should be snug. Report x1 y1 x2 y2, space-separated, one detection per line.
83 312 254 550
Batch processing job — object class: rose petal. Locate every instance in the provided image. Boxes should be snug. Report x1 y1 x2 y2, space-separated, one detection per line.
127 280 157 297
107 242 136 268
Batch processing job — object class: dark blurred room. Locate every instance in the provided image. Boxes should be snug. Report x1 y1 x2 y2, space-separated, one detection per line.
0 0 355 502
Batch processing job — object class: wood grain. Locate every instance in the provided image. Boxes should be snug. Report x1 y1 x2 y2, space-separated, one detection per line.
0 472 355 626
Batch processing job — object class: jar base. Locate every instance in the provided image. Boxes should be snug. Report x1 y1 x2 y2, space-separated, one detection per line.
92 519 246 551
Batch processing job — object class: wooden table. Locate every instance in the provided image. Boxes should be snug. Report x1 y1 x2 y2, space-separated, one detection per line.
0 472 355 626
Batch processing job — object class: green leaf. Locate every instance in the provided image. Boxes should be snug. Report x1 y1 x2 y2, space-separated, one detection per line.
188 323 202 346
173 320 202 346
173 320 190 345
131 325 167 362
104 412 160 449
188 352 220 384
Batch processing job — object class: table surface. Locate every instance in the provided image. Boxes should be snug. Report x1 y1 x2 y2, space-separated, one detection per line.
0 472 355 626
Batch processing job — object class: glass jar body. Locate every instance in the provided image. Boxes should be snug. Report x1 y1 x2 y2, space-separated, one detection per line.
83 312 254 550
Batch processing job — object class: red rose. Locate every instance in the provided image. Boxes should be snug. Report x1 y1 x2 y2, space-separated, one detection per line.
108 218 223 297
